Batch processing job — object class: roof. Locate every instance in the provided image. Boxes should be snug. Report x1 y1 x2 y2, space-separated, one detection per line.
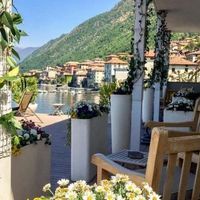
169 56 197 66
145 50 155 58
105 55 128 64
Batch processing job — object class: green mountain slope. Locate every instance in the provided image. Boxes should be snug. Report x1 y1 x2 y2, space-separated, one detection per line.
20 0 198 71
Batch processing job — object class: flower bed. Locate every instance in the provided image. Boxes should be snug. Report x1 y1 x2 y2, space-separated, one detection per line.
34 174 160 200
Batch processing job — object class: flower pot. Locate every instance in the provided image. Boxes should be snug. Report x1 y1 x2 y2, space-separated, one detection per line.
164 109 193 131
0 141 51 200
71 114 108 182
142 88 154 123
111 94 131 153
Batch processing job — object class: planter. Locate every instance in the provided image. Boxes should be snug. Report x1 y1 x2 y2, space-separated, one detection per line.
71 114 108 182
164 109 193 131
142 88 154 123
0 141 51 200
111 94 131 153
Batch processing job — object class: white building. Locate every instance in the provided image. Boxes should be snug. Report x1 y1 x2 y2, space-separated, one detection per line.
104 55 128 82
87 67 104 87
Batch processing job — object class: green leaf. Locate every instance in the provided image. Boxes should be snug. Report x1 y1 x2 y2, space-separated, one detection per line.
7 56 17 68
12 48 20 60
6 66 19 77
19 30 28 37
0 27 9 42
13 26 21 43
12 13 23 24
0 37 8 50
1 11 13 29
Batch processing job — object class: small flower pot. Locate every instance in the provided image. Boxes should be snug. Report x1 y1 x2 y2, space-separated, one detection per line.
71 114 108 182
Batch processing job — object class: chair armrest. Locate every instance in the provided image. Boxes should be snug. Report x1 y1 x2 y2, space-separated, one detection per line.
92 153 145 186
145 121 194 129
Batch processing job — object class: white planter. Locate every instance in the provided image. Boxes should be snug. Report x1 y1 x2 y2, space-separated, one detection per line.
142 88 154 123
111 94 131 153
0 141 51 200
164 109 193 131
28 103 38 112
71 114 108 182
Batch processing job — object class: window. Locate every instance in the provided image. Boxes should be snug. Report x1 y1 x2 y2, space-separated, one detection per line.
185 67 188 72
172 68 175 73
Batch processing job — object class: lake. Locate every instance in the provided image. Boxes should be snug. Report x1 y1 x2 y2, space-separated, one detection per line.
35 92 100 114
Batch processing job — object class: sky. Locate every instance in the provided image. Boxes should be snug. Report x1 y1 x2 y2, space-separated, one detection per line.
14 0 121 48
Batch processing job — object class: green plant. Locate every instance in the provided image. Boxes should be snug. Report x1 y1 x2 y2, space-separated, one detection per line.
99 82 117 106
11 76 38 103
0 0 27 88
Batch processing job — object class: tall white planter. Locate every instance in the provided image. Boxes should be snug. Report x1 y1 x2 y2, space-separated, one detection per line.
142 88 154 123
164 109 193 132
111 94 131 153
71 114 108 182
0 142 51 200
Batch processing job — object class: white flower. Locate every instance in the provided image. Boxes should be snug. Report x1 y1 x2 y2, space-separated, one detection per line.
105 191 115 200
42 183 51 192
135 195 146 200
57 179 69 187
65 191 78 200
117 195 125 200
149 192 161 200
30 129 37 136
133 187 142 195
95 185 105 193
23 133 30 140
143 183 153 193
125 181 137 192
83 191 96 200
68 183 75 191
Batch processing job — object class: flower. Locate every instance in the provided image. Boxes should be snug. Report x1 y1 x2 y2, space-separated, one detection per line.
105 191 116 200
125 181 137 192
42 183 51 192
149 192 161 200
83 191 96 200
65 191 78 200
57 179 69 187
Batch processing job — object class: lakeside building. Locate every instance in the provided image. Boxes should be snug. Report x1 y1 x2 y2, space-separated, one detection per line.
87 67 104 88
168 56 198 82
104 54 129 82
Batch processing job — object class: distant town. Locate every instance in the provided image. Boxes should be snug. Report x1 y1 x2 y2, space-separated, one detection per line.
24 38 200 89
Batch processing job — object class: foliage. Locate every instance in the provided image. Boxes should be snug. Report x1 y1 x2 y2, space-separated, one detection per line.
34 174 160 200
113 81 132 95
12 120 51 155
0 0 27 88
99 82 117 106
70 101 102 119
11 76 38 103
166 88 200 112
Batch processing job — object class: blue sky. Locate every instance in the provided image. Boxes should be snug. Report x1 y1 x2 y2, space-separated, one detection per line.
14 0 121 48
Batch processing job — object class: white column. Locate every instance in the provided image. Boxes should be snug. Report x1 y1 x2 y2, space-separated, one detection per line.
130 0 147 150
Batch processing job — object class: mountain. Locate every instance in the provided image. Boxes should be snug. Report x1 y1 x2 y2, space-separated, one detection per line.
15 47 39 62
20 0 197 71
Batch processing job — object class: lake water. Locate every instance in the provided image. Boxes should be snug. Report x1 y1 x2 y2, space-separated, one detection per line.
35 92 100 114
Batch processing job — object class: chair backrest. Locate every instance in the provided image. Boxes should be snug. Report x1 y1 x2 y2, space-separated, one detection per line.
145 128 200 200
192 97 200 132
18 91 33 113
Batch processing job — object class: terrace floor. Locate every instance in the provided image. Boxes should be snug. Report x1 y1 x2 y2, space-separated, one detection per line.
16 113 148 190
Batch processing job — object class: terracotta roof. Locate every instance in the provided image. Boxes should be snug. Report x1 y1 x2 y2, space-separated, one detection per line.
145 50 155 58
169 56 197 66
105 55 128 64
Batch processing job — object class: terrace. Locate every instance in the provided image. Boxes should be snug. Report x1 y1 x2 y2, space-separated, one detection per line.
0 0 200 199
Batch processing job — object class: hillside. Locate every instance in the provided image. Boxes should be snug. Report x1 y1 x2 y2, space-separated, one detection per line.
15 47 39 61
20 0 198 71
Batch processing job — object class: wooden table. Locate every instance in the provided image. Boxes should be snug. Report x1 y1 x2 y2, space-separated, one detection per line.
107 149 148 168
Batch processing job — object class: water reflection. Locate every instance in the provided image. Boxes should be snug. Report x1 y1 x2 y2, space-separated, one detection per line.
36 92 100 114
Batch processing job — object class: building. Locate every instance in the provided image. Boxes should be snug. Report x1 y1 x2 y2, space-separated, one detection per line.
186 50 200 62
168 56 198 82
87 67 104 87
104 55 129 82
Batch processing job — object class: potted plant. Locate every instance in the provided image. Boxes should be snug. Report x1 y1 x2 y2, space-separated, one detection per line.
142 78 154 123
111 82 132 153
70 101 109 182
0 116 51 200
164 88 198 131
34 174 160 200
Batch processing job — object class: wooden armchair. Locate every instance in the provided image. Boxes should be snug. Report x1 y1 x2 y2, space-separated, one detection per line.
92 128 200 200
146 97 200 132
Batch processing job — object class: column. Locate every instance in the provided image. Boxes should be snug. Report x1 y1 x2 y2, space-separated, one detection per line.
130 0 147 150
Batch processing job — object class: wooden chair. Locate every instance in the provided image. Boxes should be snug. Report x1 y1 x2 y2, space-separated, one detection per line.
14 91 43 123
92 128 200 200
